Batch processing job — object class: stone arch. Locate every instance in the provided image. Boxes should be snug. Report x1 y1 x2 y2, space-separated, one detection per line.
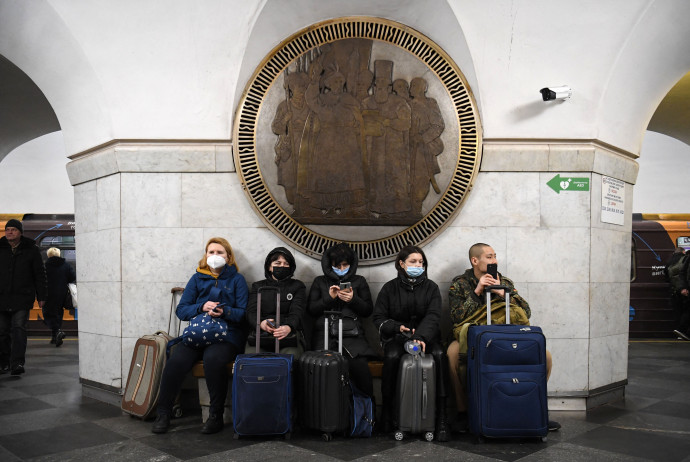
235 0 481 119
0 1 111 156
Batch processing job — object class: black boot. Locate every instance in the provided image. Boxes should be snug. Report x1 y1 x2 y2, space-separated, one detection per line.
151 414 171 434
380 404 394 435
201 413 224 434
435 397 449 442
55 330 66 347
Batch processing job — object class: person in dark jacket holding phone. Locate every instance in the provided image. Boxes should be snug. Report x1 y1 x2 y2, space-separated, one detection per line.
373 245 449 441
43 247 76 346
308 243 376 399
152 237 248 435
246 247 307 357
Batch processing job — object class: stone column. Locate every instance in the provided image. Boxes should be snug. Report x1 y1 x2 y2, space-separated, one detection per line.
66 141 277 402
437 141 636 410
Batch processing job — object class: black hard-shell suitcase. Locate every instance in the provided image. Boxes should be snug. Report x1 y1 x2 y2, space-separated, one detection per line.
296 311 351 441
466 285 548 441
232 286 293 438
395 348 436 441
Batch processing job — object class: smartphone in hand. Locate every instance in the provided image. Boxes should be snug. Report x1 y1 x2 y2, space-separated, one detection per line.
266 319 276 328
339 281 352 290
487 263 498 279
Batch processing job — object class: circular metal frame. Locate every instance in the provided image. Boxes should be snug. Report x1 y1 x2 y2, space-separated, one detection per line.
233 17 482 264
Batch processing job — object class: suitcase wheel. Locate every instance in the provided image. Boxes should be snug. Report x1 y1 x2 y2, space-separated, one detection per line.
172 405 182 418
424 431 434 442
233 433 240 440
541 436 548 443
322 432 332 442
284 432 291 440
394 430 404 441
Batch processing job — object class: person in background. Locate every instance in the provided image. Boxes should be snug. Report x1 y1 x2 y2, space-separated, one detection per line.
308 243 377 402
0 219 47 375
670 247 690 340
43 247 76 347
152 237 248 435
372 245 450 441
246 247 306 357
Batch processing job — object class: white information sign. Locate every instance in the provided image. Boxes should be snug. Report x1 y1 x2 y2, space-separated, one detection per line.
601 176 625 225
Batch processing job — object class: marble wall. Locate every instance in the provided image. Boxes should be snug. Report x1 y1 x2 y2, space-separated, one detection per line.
67 139 637 410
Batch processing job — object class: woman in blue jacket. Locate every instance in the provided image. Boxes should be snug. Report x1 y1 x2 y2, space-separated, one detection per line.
152 237 248 435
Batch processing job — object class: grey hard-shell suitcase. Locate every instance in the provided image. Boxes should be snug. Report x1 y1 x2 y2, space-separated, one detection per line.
395 350 436 441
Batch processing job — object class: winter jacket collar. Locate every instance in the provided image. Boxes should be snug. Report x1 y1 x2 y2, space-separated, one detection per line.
397 271 428 290
196 264 237 280
45 256 66 267
0 235 36 250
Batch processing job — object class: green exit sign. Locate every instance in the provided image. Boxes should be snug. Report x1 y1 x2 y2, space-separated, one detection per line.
547 174 590 194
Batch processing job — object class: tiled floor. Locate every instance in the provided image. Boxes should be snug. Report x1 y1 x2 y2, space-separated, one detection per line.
1 338 689 461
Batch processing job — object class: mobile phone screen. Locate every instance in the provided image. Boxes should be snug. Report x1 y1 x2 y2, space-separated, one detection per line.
487 263 498 279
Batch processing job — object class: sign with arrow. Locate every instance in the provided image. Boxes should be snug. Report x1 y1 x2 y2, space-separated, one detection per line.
547 174 590 194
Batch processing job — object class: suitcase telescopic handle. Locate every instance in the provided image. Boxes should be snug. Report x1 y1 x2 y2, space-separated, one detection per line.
257 286 281 354
323 310 343 354
484 285 512 325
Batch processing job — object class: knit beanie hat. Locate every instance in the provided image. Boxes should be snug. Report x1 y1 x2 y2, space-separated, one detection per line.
5 219 23 234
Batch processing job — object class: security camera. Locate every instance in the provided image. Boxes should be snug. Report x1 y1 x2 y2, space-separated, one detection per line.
540 86 572 101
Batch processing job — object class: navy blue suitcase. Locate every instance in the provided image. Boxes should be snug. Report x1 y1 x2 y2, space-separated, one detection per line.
232 287 293 437
466 286 548 441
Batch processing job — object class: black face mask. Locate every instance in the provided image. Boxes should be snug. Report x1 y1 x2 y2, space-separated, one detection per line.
272 266 291 281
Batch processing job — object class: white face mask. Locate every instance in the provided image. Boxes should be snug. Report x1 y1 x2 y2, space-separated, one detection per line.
206 255 226 270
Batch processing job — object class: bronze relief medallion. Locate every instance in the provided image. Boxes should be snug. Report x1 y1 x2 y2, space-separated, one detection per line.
234 17 481 264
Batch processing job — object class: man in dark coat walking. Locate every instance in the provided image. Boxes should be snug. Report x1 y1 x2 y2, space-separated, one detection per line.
0 219 47 375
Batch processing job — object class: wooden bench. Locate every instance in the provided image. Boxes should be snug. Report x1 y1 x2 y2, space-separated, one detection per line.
191 360 383 378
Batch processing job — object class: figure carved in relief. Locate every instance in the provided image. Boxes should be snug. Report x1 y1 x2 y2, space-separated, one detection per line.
296 56 367 218
271 67 310 205
362 60 412 219
408 77 445 216
269 39 446 225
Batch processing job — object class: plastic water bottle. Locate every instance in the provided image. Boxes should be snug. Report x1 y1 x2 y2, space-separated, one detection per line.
404 340 421 356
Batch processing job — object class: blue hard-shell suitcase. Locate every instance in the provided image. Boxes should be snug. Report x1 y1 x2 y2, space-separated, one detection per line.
466 285 548 441
232 286 293 437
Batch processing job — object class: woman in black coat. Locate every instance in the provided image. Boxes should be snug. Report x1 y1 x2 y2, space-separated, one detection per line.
308 243 376 398
245 247 307 357
372 245 449 441
43 247 76 346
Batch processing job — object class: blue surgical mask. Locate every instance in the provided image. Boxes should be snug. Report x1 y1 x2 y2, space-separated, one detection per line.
405 266 425 278
332 266 349 277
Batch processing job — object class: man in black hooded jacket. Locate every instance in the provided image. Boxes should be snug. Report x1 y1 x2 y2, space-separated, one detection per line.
0 219 47 375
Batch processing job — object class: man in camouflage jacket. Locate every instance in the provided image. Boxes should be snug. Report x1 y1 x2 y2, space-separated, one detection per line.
446 243 559 433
